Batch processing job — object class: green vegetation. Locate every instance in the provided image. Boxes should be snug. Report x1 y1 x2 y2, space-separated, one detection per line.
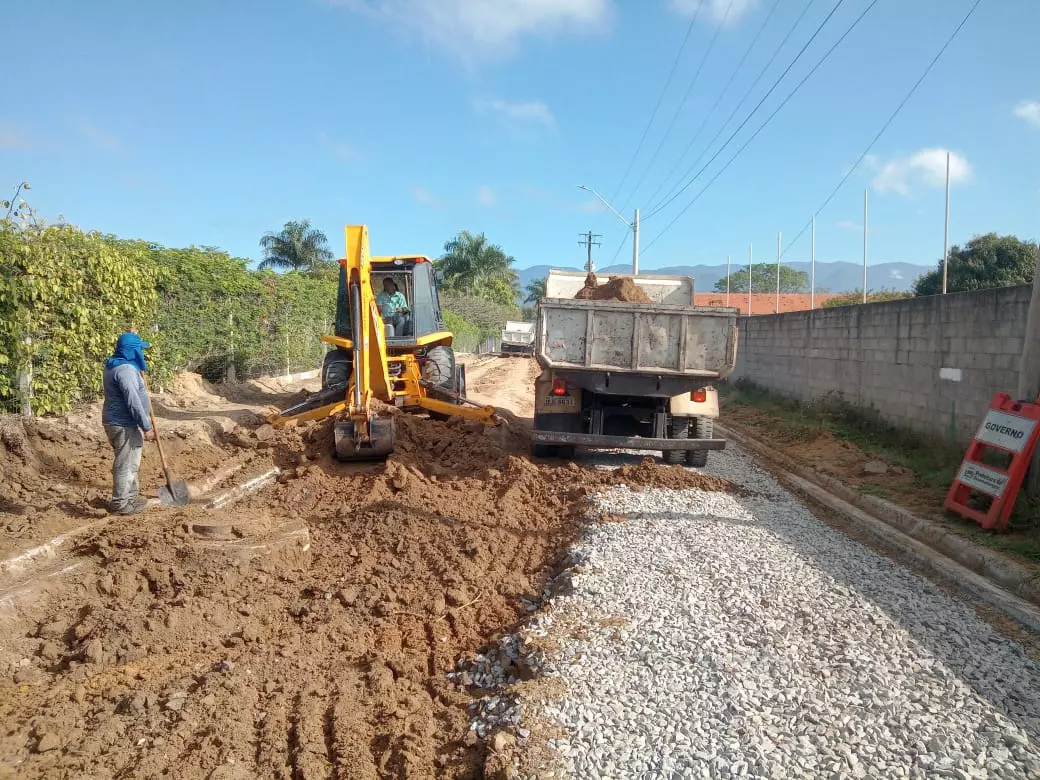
524 276 546 303
714 263 809 293
721 379 1040 564
822 288 911 308
0 185 523 412
258 219 335 272
913 232 1037 296
434 231 521 306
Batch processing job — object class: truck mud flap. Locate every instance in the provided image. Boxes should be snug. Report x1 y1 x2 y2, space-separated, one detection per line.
530 431 726 451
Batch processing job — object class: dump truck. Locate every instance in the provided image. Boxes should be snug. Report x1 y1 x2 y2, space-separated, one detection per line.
530 269 739 466
500 320 535 356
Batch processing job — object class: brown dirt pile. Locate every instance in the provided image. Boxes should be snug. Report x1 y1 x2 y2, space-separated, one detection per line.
574 275 653 304
1 407 730 779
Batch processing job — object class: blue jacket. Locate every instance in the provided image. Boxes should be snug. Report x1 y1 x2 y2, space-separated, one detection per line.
102 333 153 431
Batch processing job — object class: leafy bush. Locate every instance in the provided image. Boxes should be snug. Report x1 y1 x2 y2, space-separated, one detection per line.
0 225 159 414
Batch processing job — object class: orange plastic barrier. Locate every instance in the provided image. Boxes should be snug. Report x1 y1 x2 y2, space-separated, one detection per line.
944 392 1040 531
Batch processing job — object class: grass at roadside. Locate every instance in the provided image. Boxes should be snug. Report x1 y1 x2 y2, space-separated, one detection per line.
719 380 1040 568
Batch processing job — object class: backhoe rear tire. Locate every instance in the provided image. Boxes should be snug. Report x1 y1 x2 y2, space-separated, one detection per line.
322 348 353 390
686 417 713 468
664 416 688 465
425 346 458 421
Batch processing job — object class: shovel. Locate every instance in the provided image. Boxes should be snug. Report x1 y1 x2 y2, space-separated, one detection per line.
144 380 190 507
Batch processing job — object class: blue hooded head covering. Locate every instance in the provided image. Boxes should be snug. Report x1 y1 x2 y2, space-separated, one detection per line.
105 332 150 372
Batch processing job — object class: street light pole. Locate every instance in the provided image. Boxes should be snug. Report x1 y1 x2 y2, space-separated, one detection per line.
578 185 640 275
943 150 951 294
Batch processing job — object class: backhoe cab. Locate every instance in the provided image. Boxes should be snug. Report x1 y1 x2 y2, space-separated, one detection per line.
268 225 496 460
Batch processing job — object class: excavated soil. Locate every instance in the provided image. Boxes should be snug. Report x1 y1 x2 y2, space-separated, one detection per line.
0 372 731 779
574 275 653 304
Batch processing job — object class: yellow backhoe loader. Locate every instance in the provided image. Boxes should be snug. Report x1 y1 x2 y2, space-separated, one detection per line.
268 225 497 459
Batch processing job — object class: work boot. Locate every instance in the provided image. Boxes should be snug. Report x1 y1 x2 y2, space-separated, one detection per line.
112 496 149 516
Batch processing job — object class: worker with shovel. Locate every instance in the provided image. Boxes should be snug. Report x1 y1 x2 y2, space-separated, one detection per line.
102 331 156 515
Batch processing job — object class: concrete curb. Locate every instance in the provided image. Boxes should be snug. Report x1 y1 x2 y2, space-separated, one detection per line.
718 423 1040 619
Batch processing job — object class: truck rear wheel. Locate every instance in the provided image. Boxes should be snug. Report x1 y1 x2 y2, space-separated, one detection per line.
531 443 558 458
686 417 713 468
664 416 689 465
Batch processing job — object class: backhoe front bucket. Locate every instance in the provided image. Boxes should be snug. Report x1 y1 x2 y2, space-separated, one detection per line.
334 416 397 461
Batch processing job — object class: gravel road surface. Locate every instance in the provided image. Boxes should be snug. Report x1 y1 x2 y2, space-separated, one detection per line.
524 446 1040 779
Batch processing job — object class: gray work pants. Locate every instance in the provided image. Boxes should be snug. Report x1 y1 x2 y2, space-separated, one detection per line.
104 425 143 512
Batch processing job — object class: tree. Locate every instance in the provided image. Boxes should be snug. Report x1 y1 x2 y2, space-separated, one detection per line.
714 264 809 293
524 277 547 303
913 233 1037 296
434 230 520 306
258 219 334 273
822 289 910 308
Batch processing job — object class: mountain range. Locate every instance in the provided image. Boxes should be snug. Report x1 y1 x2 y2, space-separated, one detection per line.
516 261 935 296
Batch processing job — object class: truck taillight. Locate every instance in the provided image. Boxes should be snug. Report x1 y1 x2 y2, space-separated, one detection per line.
551 378 568 396
691 388 707 403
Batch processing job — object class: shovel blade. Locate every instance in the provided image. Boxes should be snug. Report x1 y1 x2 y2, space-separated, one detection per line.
158 479 191 507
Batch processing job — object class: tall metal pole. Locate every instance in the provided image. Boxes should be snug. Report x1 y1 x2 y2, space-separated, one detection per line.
943 151 951 294
862 189 869 304
632 209 640 274
775 230 782 314
810 214 816 310
747 243 753 316
1017 242 1040 497
726 255 731 306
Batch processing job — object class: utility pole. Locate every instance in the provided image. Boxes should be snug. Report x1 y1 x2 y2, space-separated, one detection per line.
862 189 869 304
632 209 640 274
1018 242 1040 497
726 255 731 306
578 231 602 273
943 150 951 294
810 214 816 310
775 230 782 314
747 243 753 317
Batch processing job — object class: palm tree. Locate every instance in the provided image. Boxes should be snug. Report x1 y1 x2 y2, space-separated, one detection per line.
435 231 520 306
524 277 546 304
259 220 334 272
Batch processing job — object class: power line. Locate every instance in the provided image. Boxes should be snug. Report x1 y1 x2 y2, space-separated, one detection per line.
773 0 984 265
645 0 846 222
646 0 821 217
605 5 702 206
578 230 602 271
619 0 736 212
643 0 782 214
641 0 880 253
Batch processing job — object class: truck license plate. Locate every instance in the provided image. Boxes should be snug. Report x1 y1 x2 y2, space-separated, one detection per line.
543 395 576 408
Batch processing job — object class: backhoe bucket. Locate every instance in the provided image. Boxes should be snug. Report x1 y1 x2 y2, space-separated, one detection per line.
334 416 397 461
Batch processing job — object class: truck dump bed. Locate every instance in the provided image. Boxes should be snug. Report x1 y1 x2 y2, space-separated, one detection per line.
536 270 739 380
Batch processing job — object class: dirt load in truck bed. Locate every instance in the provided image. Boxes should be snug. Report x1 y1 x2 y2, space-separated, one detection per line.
0 365 731 780
573 274 653 304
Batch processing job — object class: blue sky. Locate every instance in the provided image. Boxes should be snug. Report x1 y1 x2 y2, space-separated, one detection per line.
2 0 1038 282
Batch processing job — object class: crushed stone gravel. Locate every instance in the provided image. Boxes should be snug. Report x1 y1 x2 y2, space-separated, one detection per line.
517 446 1040 779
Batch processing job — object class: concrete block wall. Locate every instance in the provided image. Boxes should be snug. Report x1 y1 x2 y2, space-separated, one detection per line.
730 285 1033 446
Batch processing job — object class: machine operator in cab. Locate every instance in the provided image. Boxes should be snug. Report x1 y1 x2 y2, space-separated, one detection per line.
376 277 409 335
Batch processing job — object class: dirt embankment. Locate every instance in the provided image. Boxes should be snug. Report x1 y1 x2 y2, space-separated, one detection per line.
0 370 730 780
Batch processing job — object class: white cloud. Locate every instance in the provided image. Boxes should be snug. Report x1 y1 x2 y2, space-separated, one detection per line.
412 185 446 209
77 118 126 153
836 220 860 231
473 98 555 129
871 148 970 196
669 0 759 25
318 131 362 164
332 0 610 56
1013 100 1040 130
0 121 30 150
889 270 904 280
476 185 498 206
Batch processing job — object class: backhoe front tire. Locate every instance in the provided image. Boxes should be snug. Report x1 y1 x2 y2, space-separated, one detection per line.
425 346 458 421
686 417 713 468
664 416 689 465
